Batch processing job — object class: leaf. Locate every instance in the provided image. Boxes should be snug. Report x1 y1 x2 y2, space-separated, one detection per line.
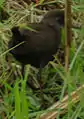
0 0 5 8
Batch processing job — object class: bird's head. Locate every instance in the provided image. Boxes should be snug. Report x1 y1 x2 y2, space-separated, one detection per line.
42 9 64 27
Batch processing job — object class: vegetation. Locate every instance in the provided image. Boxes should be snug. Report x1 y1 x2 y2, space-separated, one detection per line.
0 0 84 119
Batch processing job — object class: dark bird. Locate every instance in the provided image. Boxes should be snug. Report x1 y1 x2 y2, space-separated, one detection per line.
8 10 64 69
8 9 64 89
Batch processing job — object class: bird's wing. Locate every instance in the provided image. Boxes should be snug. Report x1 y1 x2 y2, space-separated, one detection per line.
20 23 60 55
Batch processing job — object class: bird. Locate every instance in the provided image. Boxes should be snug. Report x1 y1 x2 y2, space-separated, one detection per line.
8 9 64 89
8 9 64 68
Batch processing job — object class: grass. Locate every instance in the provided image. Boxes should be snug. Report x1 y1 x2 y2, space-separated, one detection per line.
0 0 84 119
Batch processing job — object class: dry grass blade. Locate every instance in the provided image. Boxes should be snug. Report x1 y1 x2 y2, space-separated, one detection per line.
40 84 84 119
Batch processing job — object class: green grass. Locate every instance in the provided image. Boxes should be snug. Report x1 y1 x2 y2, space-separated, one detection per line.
0 0 84 119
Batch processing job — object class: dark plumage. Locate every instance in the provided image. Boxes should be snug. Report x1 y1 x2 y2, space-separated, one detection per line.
8 10 64 68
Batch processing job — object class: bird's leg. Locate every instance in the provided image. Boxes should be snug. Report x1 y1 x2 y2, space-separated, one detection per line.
37 63 43 89
37 63 46 107
21 64 40 90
